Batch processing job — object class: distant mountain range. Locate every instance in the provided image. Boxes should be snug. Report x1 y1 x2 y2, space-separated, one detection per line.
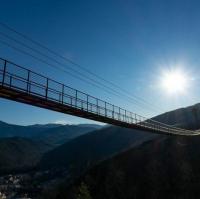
0 121 102 174
0 121 102 146
0 121 50 138
35 124 103 147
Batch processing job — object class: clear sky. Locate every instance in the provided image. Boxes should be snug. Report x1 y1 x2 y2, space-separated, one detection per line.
0 0 200 125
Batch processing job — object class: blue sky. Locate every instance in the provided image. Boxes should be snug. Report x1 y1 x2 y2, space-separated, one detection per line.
0 0 200 125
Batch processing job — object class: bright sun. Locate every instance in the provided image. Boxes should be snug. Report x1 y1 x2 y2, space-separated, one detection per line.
161 69 188 95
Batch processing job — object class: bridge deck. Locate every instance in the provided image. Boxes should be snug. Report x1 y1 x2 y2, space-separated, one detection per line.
0 58 198 136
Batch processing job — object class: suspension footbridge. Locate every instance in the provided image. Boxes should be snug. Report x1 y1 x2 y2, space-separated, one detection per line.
0 58 199 136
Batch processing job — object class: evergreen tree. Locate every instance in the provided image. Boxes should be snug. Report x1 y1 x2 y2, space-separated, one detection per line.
76 182 92 199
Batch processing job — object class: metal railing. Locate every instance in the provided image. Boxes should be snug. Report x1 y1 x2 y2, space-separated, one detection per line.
0 57 198 136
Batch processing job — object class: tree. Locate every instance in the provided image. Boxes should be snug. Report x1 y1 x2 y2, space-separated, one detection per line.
76 182 92 199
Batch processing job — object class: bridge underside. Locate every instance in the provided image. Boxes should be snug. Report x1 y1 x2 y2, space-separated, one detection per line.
0 85 165 135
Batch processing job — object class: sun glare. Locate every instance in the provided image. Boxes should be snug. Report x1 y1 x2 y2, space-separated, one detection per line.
161 69 188 95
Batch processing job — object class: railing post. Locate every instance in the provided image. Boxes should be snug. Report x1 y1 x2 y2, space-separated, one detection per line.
2 60 7 86
27 70 30 93
96 99 99 114
46 78 49 99
75 90 78 107
112 105 114 119
119 107 120 120
62 84 64 104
